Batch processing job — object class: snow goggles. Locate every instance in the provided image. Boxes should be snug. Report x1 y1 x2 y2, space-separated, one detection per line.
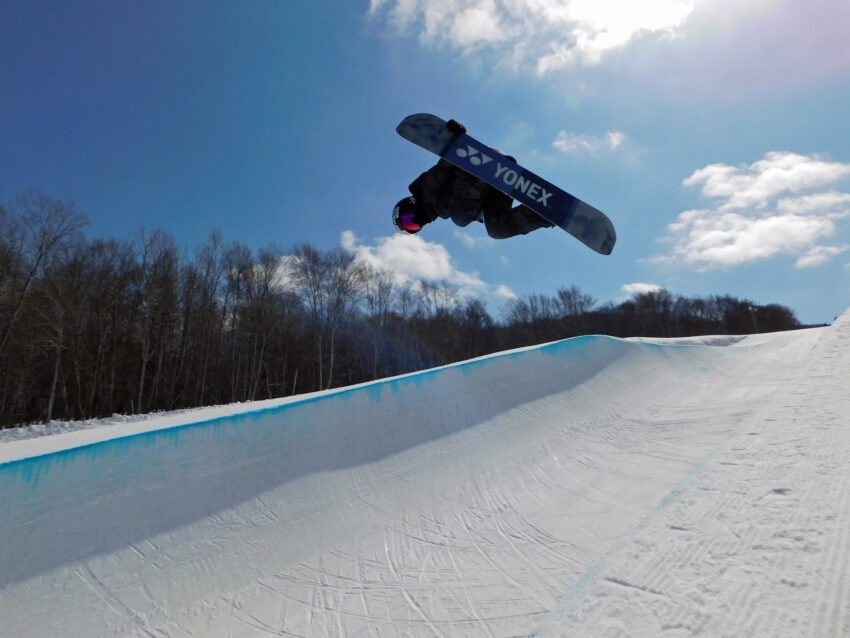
399 211 421 232
393 197 423 234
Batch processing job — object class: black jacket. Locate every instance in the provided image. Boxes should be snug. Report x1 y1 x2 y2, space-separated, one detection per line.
408 159 550 239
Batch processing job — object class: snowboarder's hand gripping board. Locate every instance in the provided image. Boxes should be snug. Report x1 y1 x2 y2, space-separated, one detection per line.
397 113 616 255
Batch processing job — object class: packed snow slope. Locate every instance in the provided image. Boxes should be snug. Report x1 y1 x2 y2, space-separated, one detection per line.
0 316 846 637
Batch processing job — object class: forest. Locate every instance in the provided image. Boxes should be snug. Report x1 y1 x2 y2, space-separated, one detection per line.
0 191 802 428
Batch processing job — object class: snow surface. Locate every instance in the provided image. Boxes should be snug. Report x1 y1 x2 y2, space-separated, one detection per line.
0 315 847 637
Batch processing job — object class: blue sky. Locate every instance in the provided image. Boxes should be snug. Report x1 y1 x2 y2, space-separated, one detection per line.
2 0 850 324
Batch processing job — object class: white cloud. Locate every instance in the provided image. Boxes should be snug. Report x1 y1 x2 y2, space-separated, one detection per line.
370 0 695 74
536 0 693 72
450 2 507 46
339 229 360 253
553 130 626 154
795 244 850 269
341 230 485 288
342 231 523 310
495 284 517 299
372 0 850 95
683 152 850 211
657 151 850 269
453 229 495 249
340 230 556 309
607 131 626 149
777 191 850 217
665 210 836 268
622 282 664 297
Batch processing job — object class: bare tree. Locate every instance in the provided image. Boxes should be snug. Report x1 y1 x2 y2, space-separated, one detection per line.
363 265 397 378
555 285 595 334
191 232 227 405
503 293 555 326
288 243 330 389
32 257 81 422
289 244 366 390
134 229 179 413
556 285 595 316
457 297 493 359
634 288 675 336
0 192 86 358
81 239 137 417
323 250 366 388
245 248 287 400
395 280 422 371
222 241 255 401
418 279 458 320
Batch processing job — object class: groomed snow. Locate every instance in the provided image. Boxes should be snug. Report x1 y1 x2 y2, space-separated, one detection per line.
0 314 847 637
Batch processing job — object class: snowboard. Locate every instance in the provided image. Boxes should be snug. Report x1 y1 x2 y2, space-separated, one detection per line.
397 113 616 255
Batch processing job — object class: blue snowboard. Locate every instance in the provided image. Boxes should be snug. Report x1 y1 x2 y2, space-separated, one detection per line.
397 113 616 255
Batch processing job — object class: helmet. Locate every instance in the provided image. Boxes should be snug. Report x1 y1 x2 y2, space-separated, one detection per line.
392 196 428 234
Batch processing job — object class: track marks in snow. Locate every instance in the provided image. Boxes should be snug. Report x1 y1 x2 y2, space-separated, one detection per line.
536 316 850 637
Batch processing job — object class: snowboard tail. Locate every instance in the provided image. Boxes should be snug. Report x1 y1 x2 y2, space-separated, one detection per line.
397 113 616 255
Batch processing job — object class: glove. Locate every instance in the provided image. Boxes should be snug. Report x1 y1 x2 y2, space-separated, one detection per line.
414 200 438 224
446 119 467 135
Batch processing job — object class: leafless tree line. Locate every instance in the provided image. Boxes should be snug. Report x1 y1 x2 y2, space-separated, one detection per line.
0 191 800 428
501 286 801 342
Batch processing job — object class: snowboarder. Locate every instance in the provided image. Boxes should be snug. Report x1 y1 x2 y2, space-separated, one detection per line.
393 119 554 239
